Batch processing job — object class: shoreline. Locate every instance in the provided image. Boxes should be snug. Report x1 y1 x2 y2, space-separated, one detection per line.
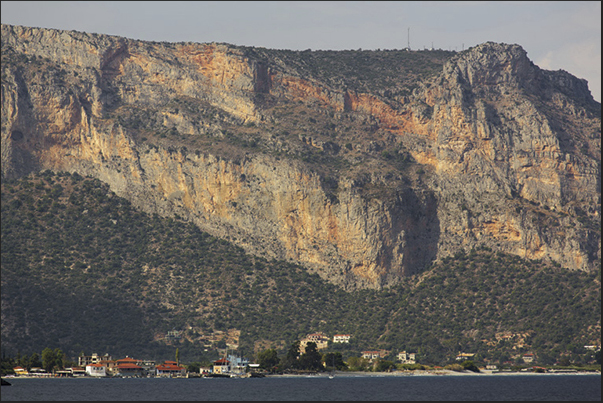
3 369 600 380
268 369 601 378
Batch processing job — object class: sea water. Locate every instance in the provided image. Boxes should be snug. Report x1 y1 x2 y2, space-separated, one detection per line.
1 374 600 401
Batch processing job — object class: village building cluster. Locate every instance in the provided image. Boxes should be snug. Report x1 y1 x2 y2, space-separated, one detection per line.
8 329 600 378
9 332 425 378
300 332 417 364
11 353 245 378
12 354 188 378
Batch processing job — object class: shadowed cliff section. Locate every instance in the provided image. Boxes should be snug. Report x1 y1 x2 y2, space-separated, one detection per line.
1 24 600 289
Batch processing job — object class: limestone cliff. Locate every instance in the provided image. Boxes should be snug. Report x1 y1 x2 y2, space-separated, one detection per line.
1 24 600 289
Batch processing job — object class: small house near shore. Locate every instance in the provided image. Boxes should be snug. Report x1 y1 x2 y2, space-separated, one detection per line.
85 363 107 377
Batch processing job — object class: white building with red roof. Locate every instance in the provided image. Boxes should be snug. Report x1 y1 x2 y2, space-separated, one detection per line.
85 363 107 377
156 360 185 377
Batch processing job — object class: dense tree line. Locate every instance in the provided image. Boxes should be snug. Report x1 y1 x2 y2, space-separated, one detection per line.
256 341 345 373
0 347 74 375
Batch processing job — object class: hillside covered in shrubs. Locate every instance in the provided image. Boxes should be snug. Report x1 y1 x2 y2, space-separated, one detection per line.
1 171 600 365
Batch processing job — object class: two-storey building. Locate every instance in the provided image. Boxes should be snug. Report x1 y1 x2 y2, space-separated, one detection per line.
301 332 329 353
85 363 107 377
213 358 231 374
156 360 185 377
397 351 416 364
115 357 145 377
362 351 382 360
78 353 112 367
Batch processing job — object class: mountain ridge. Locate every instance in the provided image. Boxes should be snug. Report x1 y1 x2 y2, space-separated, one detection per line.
1 23 600 290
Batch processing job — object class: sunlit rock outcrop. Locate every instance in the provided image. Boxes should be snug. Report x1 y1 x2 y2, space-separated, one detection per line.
2 26 600 289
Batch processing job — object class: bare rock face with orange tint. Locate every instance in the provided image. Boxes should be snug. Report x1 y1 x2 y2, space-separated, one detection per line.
1 25 600 289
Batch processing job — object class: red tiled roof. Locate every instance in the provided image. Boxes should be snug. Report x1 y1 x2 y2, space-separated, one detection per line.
156 363 184 371
213 358 230 364
87 363 105 368
117 363 142 369
116 357 138 363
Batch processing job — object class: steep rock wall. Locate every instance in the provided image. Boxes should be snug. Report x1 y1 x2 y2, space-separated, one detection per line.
1 26 600 289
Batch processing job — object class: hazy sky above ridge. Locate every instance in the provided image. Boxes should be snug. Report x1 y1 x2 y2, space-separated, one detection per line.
1 1 600 102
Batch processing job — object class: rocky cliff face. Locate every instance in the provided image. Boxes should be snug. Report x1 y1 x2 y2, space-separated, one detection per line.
2 24 600 289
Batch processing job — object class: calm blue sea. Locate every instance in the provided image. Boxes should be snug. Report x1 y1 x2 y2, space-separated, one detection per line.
1 374 601 401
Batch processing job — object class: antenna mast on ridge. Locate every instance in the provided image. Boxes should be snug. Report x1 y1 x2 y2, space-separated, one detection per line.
407 27 410 50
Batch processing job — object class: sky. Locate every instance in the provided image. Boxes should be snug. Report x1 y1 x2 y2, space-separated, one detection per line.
1 1 600 102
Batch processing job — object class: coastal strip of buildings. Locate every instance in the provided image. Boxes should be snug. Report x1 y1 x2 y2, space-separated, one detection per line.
7 329 574 378
11 353 250 378
14 331 562 378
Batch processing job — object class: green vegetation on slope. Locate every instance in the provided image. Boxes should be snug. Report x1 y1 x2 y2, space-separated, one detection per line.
241 46 456 97
1 171 600 364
